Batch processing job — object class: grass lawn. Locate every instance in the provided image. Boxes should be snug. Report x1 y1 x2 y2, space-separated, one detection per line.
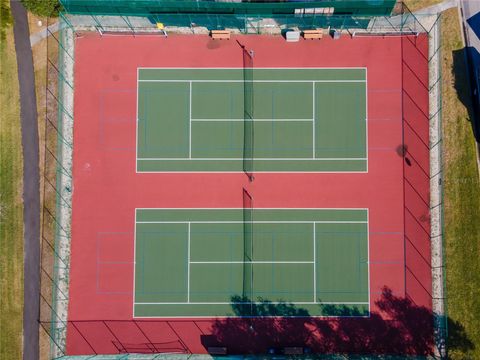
0 6 24 360
404 0 443 11
405 1 480 357
440 7 480 360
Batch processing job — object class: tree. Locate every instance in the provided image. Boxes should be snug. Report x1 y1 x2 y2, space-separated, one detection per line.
0 0 13 41
20 0 61 17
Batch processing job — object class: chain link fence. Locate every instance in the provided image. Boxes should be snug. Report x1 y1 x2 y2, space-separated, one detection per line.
39 3 447 359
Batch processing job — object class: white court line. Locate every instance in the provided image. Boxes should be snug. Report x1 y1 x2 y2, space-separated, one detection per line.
138 79 367 83
138 157 367 161
132 209 137 317
137 171 368 174
312 82 316 159
366 67 369 174
134 207 370 317
367 208 371 314
135 67 368 174
137 221 367 224
187 222 191 303
189 81 192 159
313 222 316 303
135 301 369 305
190 118 313 122
136 207 369 210
189 261 315 264
135 68 139 173
138 67 367 70
134 315 370 319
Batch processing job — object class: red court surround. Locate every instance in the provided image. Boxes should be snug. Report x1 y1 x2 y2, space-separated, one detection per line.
66 33 432 356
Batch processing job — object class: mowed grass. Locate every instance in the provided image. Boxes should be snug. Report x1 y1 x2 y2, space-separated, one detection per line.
441 8 480 360
0 13 24 360
403 0 443 12
405 1 480 356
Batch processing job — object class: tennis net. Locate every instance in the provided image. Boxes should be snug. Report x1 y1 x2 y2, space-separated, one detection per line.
242 188 254 313
243 48 254 181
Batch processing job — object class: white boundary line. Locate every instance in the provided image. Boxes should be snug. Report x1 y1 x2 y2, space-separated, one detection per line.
138 67 368 70
366 67 369 174
137 221 367 224
136 170 369 174
135 67 368 174
135 68 139 173
190 118 313 122
133 207 370 318
367 208 371 315
135 301 369 305
134 314 370 319
136 207 369 210
313 222 316 303
138 79 366 83
187 222 191 302
132 209 137 317
190 261 315 264
189 81 192 159
312 82 316 158
138 158 367 161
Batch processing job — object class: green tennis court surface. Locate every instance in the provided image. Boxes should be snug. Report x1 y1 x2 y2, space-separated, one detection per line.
137 68 367 172
134 208 369 317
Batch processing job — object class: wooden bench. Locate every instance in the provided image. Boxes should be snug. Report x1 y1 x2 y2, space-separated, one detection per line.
207 347 228 355
211 30 231 40
303 29 323 40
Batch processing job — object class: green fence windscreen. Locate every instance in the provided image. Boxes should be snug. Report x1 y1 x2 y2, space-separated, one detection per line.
59 0 396 16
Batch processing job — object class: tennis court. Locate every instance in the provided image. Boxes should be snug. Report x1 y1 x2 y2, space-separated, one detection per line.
134 207 369 317
64 30 435 355
137 67 367 172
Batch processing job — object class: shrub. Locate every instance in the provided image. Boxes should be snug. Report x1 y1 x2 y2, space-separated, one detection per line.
20 0 61 17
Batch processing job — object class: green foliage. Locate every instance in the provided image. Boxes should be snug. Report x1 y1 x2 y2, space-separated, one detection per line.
20 0 61 17
0 0 12 41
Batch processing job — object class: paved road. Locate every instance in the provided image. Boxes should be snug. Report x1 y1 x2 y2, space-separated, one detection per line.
10 1 41 359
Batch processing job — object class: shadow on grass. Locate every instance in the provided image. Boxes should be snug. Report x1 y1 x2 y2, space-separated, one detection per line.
452 47 480 142
205 287 474 357
447 316 476 355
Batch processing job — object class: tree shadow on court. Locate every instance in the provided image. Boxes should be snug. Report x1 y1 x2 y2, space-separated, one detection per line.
452 47 480 142
206 287 474 357
202 295 316 354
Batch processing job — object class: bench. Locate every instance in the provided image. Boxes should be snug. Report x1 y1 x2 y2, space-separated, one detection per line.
207 347 228 355
284 347 304 355
303 29 323 40
211 30 231 40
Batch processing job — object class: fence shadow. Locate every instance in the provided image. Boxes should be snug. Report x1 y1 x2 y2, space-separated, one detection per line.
39 286 474 357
